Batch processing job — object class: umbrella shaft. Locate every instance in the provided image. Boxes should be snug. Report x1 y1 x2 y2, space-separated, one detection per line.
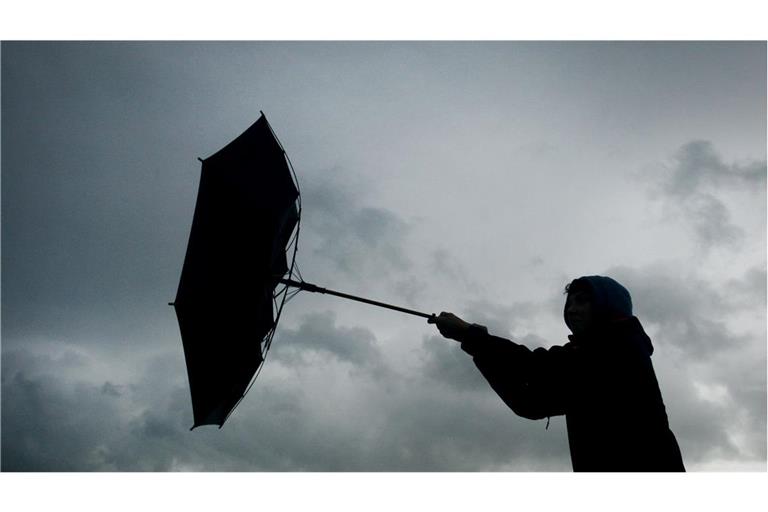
279 278 433 319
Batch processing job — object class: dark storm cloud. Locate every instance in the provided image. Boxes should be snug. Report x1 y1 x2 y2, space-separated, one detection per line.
1 347 192 471
1 344 332 471
650 140 766 251
2 330 571 471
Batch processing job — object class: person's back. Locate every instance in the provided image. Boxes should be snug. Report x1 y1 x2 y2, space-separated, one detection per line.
429 275 685 471
555 314 684 471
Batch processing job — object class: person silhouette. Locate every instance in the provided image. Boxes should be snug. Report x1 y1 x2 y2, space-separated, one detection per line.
429 275 685 471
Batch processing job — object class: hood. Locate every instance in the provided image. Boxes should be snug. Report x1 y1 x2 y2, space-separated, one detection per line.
564 275 633 329
564 277 654 354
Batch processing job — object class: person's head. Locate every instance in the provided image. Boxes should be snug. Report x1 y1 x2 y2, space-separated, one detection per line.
563 276 633 335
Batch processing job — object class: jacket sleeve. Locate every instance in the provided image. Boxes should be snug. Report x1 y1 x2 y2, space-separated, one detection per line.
460 325 574 420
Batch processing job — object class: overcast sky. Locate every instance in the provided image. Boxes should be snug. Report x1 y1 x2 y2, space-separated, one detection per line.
1 41 765 471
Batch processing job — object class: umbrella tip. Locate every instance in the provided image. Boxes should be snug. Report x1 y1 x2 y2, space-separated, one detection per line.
197 157 204 162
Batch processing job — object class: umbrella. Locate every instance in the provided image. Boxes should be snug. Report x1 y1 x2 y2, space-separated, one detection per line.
170 113 431 429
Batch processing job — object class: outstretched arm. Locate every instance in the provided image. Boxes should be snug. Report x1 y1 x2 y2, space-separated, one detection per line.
429 312 572 419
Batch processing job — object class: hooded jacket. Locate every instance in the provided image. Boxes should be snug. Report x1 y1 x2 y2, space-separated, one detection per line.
461 276 685 471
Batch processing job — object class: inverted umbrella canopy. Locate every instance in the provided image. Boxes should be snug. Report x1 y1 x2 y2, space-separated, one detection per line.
171 113 300 428
172 113 435 429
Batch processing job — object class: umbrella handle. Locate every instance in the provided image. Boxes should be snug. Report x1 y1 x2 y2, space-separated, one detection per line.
279 278 434 319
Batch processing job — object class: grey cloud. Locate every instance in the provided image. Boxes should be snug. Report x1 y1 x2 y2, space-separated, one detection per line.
660 369 743 465
607 264 755 357
300 168 412 277
661 352 766 468
419 335 490 392
725 266 767 308
682 193 743 250
431 249 481 294
270 311 387 378
719 364 767 463
702 340 766 464
363 383 572 471
664 140 766 197
291 166 429 313
391 275 430 309
246 369 571 471
463 299 543 340
650 140 766 251
101 381 123 397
